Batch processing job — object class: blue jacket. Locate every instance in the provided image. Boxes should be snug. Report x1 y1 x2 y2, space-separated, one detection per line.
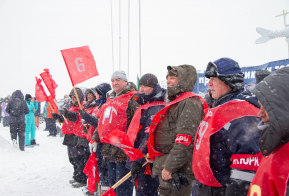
209 88 261 186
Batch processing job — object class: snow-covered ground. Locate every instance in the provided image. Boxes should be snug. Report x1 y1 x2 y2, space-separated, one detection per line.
0 123 83 196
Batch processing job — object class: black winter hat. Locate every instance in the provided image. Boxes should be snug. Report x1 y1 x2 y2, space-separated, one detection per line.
95 83 112 99
25 94 32 101
139 73 158 88
255 69 271 84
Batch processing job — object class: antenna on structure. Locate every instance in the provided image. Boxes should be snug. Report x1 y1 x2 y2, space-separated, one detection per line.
276 10 289 58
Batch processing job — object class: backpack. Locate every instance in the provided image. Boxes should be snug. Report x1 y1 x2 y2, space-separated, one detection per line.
10 98 23 116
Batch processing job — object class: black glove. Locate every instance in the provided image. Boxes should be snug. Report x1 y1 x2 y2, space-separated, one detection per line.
58 108 67 116
79 110 88 120
131 161 142 178
164 173 189 192
52 113 61 120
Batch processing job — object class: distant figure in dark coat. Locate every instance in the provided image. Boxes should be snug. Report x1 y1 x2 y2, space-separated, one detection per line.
5 90 29 151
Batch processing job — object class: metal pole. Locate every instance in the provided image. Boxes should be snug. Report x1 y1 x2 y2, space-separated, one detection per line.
139 0 141 77
119 0 121 70
128 0 130 79
110 0 115 73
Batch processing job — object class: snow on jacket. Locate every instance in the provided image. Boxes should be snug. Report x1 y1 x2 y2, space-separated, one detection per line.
5 90 29 123
91 82 140 162
248 67 289 196
208 88 261 186
152 65 205 176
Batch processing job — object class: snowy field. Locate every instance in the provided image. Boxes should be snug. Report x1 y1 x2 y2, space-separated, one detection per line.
0 123 86 196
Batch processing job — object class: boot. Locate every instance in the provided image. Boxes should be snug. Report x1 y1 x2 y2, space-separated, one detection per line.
31 139 39 146
12 139 18 148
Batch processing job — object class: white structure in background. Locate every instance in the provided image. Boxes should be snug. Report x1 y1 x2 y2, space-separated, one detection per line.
255 26 289 44
255 10 289 58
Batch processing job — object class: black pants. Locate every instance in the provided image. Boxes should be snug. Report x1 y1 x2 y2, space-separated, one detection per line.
10 122 26 150
3 116 9 127
46 118 57 136
68 146 90 184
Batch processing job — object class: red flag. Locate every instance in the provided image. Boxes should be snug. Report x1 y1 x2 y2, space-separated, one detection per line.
61 46 99 86
40 69 58 98
144 163 152 175
83 152 99 194
102 127 144 161
102 188 117 196
35 77 48 102
47 95 58 114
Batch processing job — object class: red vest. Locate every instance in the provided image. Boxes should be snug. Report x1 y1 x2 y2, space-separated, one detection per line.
98 91 137 142
193 100 259 187
74 102 95 138
148 92 208 161
127 101 166 145
248 142 289 196
86 106 99 142
61 105 80 135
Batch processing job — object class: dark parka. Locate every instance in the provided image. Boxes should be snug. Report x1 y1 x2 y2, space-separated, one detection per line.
91 82 140 162
252 67 289 156
5 90 29 123
252 67 289 195
152 65 204 176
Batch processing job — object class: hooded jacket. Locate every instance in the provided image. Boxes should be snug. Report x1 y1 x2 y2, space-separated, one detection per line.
252 67 289 156
91 82 140 162
5 90 29 123
152 64 204 175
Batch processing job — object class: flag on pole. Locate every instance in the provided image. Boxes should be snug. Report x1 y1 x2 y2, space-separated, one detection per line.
101 127 144 161
35 77 48 102
40 69 58 98
61 46 99 86
47 95 58 114
83 152 99 194
102 188 117 196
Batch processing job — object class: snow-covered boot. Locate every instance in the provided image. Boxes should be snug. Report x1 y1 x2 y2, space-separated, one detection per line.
31 139 39 146
69 179 76 184
12 139 18 148
72 181 86 188
81 187 97 196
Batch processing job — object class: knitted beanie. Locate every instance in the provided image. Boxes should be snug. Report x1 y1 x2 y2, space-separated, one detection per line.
139 73 158 88
111 70 128 81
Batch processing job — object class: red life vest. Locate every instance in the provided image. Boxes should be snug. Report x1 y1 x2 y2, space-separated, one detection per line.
148 92 208 161
87 106 99 142
193 100 259 187
127 101 166 145
98 91 137 142
248 142 289 196
61 105 80 135
74 102 95 138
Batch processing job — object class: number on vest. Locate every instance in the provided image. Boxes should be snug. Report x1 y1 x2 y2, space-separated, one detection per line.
195 121 209 150
249 185 261 196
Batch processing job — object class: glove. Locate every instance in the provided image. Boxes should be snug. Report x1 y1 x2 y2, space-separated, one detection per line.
52 113 61 120
79 110 88 120
164 173 189 192
131 161 142 178
58 108 67 116
89 141 97 153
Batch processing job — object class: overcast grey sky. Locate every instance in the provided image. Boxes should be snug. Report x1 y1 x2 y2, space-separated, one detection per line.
0 0 288 99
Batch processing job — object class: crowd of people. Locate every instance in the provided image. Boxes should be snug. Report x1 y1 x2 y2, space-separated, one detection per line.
2 57 289 196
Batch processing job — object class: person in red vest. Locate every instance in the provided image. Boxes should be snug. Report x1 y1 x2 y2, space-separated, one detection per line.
52 87 89 188
247 67 289 196
125 73 166 196
90 70 139 196
193 58 262 196
146 65 206 196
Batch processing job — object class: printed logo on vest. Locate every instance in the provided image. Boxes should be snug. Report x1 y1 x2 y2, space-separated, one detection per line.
175 134 192 147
